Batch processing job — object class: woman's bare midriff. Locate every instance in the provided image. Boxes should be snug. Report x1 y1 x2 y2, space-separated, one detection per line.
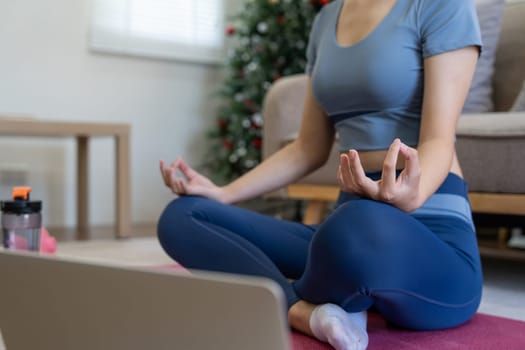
349 149 464 178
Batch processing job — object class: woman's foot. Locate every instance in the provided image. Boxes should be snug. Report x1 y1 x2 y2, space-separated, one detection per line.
289 301 368 350
288 300 317 336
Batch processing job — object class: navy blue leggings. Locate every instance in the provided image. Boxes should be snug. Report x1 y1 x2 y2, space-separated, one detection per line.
157 173 482 330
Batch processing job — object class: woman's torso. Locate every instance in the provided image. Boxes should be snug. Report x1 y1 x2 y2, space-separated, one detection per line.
319 0 464 177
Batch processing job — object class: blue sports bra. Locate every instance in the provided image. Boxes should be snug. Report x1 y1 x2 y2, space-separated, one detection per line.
306 0 482 151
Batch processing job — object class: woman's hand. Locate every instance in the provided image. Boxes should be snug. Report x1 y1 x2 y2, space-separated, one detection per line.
159 159 227 203
337 139 422 212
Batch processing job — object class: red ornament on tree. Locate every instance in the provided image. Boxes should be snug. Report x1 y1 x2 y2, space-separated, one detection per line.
225 25 236 36
252 138 262 149
218 119 228 129
223 140 233 150
243 99 256 112
277 15 286 26
310 0 331 10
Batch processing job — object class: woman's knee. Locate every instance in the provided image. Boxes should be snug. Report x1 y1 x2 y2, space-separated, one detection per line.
159 194 216 221
317 200 399 248
307 200 411 278
157 196 213 252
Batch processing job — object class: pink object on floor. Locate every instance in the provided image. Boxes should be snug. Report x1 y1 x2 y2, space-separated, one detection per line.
291 312 525 350
10 227 56 253
40 227 57 254
151 263 191 275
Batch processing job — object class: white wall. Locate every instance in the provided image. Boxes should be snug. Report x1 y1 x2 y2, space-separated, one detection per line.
0 0 238 228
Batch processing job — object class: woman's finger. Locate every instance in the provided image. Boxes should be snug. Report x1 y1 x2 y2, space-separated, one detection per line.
177 158 198 181
347 150 376 196
170 159 182 173
338 163 352 191
176 179 187 195
168 166 183 194
169 160 182 183
337 165 346 189
399 143 421 182
339 154 354 192
159 160 171 186
381 139 401 195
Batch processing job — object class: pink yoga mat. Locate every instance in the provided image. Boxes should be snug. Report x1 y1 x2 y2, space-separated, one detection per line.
156 264 525 349
292 312 525 350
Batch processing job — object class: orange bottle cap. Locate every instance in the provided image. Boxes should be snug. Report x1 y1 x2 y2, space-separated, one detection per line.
12 186 32 200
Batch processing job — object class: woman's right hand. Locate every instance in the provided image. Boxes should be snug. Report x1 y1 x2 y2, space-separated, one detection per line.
159 159 228 203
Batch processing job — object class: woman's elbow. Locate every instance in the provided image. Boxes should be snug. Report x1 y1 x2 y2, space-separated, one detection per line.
297 140 333 171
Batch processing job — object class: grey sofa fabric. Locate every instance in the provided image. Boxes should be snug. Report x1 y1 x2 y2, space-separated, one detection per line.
456 136 525 193
456 113 525 193
463 0 506 113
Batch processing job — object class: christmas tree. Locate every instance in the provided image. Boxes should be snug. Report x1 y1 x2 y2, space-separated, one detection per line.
204 0 332 183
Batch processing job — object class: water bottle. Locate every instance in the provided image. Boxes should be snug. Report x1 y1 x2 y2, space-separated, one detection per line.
1 187 42 251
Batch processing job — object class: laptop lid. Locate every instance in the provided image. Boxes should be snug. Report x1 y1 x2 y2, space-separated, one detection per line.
0 251 291 350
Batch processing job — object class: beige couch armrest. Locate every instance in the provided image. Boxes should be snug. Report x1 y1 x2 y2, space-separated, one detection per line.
262 74 342 196
262 75 309 198
457 112 525 137
262 74 308 160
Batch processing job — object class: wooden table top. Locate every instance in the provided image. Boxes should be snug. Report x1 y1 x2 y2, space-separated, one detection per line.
0 117 130 137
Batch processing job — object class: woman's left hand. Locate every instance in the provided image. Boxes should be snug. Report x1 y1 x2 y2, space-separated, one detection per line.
337 138 422 212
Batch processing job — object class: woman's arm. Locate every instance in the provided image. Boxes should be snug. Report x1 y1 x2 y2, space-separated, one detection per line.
337 46 479 212
160 77 335 205
220 77 335 204
415 46 479 206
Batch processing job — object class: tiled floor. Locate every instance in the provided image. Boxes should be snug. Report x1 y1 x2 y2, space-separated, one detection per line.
477 257 525 321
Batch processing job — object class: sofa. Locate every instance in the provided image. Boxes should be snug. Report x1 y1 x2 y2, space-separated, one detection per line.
262 1 525 231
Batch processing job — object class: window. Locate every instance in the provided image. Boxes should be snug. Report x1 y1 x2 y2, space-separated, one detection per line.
90 0 225 64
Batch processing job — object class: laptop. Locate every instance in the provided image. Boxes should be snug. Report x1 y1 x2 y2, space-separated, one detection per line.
0 251 292 350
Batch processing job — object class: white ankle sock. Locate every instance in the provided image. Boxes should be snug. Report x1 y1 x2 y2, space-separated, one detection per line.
309 303 369 350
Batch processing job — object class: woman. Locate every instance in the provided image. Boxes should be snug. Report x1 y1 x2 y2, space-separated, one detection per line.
158 0 483 349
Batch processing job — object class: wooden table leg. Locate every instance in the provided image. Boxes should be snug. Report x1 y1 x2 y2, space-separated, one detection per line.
115 132 131 238
303 200 326 225
77 136 89 240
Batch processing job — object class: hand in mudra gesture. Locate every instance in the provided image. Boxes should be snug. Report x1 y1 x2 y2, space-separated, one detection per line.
159 159 226 203
337 138 422 212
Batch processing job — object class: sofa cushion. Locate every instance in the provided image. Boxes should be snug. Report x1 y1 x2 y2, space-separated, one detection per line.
463 0 506 113
457 112 525 136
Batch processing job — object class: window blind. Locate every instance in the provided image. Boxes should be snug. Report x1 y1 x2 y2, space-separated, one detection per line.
90 0 225 64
